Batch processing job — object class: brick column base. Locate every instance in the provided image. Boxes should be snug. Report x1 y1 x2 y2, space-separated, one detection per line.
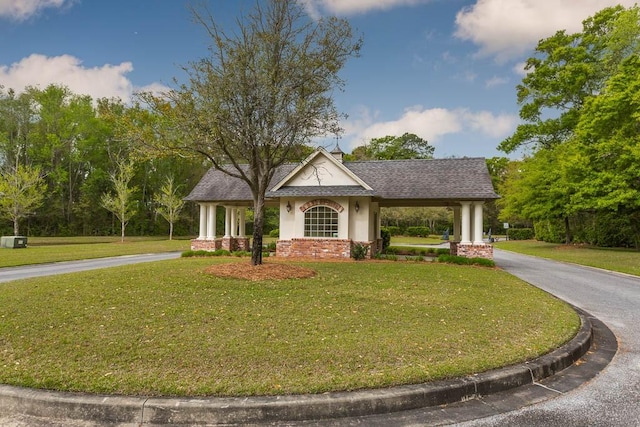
220 237 251 252
191 238 250 252
190 239 222 251
449 242 493 260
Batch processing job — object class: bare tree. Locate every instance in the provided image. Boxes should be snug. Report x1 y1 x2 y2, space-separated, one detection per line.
0 164 45 235
101 159 137 242
136 0 362 265
154 175 184 240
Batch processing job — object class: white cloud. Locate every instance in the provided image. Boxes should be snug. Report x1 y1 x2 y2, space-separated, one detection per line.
0 0 74 21
341 105 518 151
485 76 508 88
0 54 167 102
301 0 431 17
455 0 639 61
512 61 529 77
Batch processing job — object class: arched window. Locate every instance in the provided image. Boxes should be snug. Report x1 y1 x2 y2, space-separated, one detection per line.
304 206 338 237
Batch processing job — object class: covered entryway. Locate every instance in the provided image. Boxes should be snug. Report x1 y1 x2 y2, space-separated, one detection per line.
185 148 499 260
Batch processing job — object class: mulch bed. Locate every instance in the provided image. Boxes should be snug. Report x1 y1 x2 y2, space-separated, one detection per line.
205 262 317 281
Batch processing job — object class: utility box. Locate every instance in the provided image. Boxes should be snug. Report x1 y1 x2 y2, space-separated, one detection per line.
1 236 28 249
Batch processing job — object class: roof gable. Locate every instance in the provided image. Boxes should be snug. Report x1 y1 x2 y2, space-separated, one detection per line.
270 147 372 191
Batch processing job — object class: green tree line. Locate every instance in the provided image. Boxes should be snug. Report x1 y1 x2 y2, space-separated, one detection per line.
0 84 208 237
495 5 640 248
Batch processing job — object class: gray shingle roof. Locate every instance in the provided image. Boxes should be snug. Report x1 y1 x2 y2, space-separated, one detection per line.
266 186 376 198
184 157 499 204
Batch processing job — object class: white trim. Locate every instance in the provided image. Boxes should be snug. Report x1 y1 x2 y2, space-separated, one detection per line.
269 147 373 192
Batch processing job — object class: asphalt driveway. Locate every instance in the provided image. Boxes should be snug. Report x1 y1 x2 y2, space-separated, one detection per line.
459 249 640 427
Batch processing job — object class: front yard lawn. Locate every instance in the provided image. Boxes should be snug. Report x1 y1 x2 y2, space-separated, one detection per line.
0 258 579 397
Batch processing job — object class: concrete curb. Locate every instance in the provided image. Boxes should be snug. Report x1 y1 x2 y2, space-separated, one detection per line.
0 310 594 426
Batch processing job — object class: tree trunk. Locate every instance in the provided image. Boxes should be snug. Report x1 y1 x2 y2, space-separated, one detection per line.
121 221 125 243
251 193 265 266
169 221 174 241
13 219 19 236
564 216 571 245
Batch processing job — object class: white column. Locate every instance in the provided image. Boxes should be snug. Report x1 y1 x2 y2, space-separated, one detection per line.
453 207 461 242
198 204 207 240
230 208 238 237
460 201 472 244
224 206 232 237
473 201 484 245
239 208 246 237
206 203 216 240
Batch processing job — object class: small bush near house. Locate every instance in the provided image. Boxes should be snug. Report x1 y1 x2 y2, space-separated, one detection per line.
382 226 402 236
351 243 369 260
181 249 232 258
269 229 280 238
233 251 252 257
437 254 495 267
384 246 400 255
380 228 392 250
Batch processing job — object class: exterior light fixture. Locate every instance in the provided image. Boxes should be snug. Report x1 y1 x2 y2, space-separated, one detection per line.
286 201 292 212
354 201 360 212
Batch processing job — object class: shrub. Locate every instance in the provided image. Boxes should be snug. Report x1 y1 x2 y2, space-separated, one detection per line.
437 254 495 267
232 251 251 257
406 226 430 237
382 226 402 236
351 243 369 261
508 228 535 240
380 228 392 250
181 249 233 258
269 229 280 238
384 246 399 255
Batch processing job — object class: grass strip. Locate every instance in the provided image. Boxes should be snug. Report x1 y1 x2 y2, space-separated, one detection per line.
496 240 640 276
0 258 579 397
0 237 190 268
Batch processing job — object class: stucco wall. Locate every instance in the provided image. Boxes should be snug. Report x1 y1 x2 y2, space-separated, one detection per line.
287 157 360 187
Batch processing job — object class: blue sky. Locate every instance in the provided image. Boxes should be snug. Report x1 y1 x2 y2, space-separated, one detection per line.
1 0 635 159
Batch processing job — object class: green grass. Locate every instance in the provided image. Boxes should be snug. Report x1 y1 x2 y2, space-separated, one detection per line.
0 237 190 268
495 240 640 276
0 258 579 397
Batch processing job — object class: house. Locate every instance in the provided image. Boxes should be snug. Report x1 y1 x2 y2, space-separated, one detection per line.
184 146 499 259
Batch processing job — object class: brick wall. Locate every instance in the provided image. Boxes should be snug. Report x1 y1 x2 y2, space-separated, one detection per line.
277 239 352 259
191 239 222 251
449 242 494 260
220 237 250 252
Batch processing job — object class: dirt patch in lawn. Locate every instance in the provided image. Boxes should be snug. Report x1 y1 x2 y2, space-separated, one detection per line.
205 262 317 281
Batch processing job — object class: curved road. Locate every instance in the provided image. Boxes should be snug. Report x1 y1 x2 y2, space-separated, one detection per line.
460 249 640 427
0 252 182 283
